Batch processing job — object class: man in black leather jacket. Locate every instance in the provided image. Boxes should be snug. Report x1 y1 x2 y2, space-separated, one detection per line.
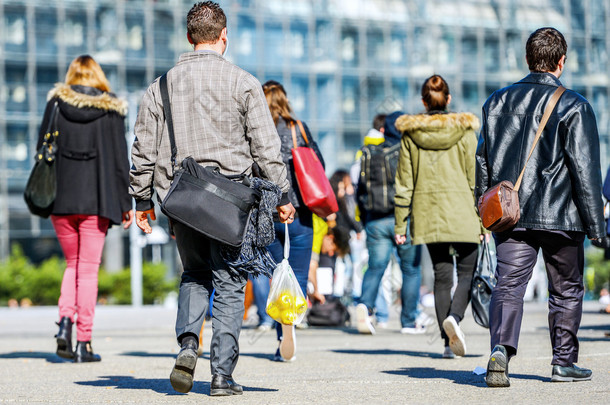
475 27 605 387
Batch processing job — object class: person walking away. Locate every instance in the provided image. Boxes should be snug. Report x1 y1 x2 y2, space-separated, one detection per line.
394 75 485 358
259 80 326 361
356 112 422 335
41 55 133 363
475 27 606 387
130 2 295 396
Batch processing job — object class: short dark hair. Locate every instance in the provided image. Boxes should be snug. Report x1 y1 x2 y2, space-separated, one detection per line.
187 2 226 45
372 114 386 131
526 27 567 72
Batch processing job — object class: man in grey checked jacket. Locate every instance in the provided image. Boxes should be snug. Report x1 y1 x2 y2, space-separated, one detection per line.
129 2 295 397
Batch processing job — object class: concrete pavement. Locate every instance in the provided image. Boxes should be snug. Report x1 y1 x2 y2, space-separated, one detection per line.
0 301 608 404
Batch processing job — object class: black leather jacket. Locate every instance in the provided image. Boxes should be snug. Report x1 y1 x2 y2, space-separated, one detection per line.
475 73 605 238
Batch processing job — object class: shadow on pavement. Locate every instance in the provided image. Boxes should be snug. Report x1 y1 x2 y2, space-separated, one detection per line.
0 351 69 363
332 348 482 359
76 375 278 395
121 351 176 358
383 367 548 385
578 324 610 331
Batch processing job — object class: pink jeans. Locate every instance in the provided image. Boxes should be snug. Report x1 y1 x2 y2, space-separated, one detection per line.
51 215 109 342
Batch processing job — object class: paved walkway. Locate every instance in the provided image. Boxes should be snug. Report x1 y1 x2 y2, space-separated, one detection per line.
0 302 608 404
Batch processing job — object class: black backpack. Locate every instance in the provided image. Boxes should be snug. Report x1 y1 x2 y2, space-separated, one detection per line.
357 142 401 216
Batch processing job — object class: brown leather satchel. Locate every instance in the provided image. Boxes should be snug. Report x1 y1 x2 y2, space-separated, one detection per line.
478 86 566 232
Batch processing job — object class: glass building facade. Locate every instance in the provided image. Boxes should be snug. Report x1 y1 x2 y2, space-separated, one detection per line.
1 0 610 260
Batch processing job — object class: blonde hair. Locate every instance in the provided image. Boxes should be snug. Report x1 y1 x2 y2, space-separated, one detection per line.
262 80 294 125
64 55 111 93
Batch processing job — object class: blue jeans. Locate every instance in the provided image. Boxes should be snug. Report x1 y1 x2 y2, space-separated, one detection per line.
250 273 273 326
266 217 313 340
361 215 421 327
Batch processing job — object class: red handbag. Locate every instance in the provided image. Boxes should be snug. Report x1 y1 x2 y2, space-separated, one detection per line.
290 121 338 218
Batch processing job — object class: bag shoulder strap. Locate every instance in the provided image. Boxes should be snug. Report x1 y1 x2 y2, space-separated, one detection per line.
290 120 310 149
514 86 566 191
159 73 178 171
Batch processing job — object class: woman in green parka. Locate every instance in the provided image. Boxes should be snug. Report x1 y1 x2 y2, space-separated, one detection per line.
394 75 486 359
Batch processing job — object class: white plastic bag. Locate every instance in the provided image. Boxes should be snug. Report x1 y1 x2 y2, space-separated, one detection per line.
265 223 308 325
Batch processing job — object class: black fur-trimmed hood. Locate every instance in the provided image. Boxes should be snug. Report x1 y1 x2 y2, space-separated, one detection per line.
47 83 127 123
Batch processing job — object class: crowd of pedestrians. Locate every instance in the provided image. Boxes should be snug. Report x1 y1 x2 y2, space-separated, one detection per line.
28 1 607 398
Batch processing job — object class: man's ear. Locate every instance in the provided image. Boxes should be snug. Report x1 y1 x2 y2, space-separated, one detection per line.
187 32 194 45
220 27 228 42
558 54 566 70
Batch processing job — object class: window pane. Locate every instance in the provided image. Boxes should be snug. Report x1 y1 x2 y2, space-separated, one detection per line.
389 30 407 67
4 6 28 53
36 8 58 57
5 65 28 113
125 12 146 61
317 76 337 123
154 10 174 62
289 22 308 63
366 28 385 67
236 15 257 69
342 76 360 123
290 75 310 122
64 9 88 55
341 26 359 68
264 22 284 69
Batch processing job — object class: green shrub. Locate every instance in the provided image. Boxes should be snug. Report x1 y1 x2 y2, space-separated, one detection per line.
585 248 610 297
0 244 177 306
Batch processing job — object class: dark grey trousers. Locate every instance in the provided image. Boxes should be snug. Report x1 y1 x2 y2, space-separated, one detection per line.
491 230 585 366
173 222 248 378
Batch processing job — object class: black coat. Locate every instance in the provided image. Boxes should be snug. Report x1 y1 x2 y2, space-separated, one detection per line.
475 73 605 238
37 84 131 226
275 117 325 225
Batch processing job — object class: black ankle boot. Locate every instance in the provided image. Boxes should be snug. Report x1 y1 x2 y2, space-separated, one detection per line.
74 341 101 363
55 317 74 359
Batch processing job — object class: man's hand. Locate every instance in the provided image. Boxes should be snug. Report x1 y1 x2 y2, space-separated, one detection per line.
310 290 326 304
591 236 610 249
395 234 407 245
135 208 156 234
277 202 296 224
122 210 134 229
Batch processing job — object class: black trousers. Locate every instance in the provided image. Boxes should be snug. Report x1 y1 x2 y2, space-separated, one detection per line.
491 230 585 366
173 221 248 378
427 242 478 345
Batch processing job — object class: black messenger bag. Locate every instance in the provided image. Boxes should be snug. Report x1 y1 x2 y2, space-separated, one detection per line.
158 73 260 247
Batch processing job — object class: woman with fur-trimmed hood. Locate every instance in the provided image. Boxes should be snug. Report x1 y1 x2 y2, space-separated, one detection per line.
394 75 486 360
38 55 133 363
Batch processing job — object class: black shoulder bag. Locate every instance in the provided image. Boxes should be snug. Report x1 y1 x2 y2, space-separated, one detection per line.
471 239 497 328
158 73 261 247
24 101 60 218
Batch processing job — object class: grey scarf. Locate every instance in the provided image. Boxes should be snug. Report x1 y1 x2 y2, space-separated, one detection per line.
222 177 281 277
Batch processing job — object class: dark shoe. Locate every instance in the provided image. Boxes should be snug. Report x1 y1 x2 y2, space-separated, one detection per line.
170 337 198 393
485 345 510 387
210 374 243 396
74 341 101 363
551 364 592 382
55 317 74 359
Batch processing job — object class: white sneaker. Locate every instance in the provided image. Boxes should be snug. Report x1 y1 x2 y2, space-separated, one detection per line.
443 346 456 359
415 311 434 327
442 316 466 357
279 324 296 360
400 325 426 334
356 303 375 334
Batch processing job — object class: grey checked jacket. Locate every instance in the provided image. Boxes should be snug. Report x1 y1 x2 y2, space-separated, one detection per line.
130 51 290 211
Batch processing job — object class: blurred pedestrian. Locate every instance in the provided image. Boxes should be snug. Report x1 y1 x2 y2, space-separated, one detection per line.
41 55 133 362
394 75 484 358
130 2 294 396
476 27 605 387
356 112 422 335
261 80 326 361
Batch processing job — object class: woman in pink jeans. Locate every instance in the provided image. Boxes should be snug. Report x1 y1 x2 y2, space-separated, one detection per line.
37 55 133 362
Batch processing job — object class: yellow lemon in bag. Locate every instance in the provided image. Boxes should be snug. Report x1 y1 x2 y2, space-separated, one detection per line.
277 291 294 309
280 310 296 325
295 296 308 314
266 302 280 320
